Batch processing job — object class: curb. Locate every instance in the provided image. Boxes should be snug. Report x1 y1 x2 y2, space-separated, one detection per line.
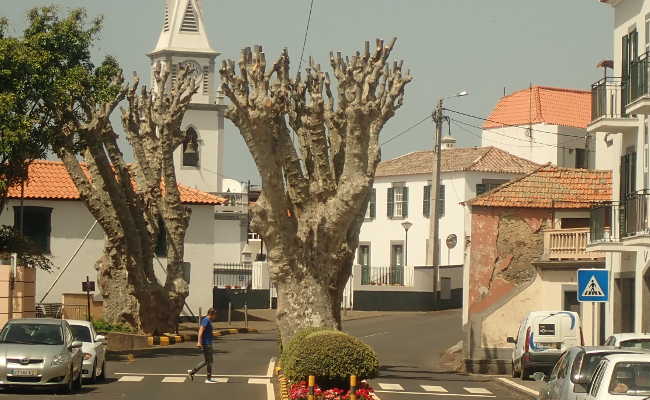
147 334 184 346
276 366 290 400
494 376 540 399
147 328 259 346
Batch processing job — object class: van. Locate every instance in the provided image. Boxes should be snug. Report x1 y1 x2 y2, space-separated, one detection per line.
507 311 583 380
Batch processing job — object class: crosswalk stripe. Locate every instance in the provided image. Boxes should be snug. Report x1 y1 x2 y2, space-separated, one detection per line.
378 383 404 391
464 387 493 395
248 378 271 384
210 377 229 383
118 376 144 382
421 385 448 392
161 377 186 383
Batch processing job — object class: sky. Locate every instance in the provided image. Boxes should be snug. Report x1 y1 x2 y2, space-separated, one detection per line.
1 0 613 185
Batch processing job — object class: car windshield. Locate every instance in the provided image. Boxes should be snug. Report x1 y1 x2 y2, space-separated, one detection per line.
69 325 92 343
609 362 650 396
0 323 63 345
620 339 650 350
582 353 623 380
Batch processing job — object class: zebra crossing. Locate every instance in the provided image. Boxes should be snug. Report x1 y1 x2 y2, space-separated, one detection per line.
116 374 271 385
375 382 496 397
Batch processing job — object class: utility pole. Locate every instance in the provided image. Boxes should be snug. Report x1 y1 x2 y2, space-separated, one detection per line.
429 98 444 308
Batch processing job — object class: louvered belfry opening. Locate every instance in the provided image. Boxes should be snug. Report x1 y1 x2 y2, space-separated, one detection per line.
163 4 170 31
180 1 199 32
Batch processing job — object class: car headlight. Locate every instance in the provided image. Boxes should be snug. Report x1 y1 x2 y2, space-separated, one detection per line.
50 354 67 366
83 353 93 360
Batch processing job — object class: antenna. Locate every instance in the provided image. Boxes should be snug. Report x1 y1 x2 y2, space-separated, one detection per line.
527 82 533 138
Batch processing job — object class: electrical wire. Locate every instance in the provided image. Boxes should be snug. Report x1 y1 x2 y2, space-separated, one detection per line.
298 0 316 72
380 114 432 146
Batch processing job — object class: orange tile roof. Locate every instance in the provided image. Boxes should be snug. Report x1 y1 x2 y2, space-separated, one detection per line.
467 165 612 209
376 146 540 177
482 86 591 130
6 160 224 205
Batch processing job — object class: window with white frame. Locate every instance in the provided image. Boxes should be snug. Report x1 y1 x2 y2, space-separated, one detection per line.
387 185 408 218
365 189 376 219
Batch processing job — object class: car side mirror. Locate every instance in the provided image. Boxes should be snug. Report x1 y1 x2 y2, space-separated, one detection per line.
69 340 82 350
95 335 106 343
532 372 547 382
506 336 516 344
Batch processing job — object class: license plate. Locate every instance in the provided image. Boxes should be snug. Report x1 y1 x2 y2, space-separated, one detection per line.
537 342 559 349
10 369 38 376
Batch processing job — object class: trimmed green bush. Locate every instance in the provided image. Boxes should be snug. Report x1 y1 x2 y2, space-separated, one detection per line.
283 329 379 386
280 327 326 369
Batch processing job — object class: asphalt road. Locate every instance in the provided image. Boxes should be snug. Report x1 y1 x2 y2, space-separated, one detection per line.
0 310 527 400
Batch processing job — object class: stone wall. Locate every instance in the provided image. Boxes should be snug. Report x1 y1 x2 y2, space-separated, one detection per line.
0 264 36 327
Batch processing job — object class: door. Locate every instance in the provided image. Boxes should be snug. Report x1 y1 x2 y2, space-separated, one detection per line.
390 243 404 285
358 245 370 285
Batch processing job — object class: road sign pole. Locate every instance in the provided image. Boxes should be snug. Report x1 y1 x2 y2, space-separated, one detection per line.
592 302 596 346
85 276 91 322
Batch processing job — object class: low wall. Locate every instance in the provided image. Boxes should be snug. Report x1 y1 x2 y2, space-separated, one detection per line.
0 264 36 327
62 293 104 320
105 332 150 351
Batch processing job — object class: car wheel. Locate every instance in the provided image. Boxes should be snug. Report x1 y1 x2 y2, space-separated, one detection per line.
521 360 532 381
511 361 519 378
98 361 106 382
89 360 97 384
73 366 83 391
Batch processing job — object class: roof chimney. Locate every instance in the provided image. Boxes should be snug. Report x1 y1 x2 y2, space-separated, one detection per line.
441 136 456 150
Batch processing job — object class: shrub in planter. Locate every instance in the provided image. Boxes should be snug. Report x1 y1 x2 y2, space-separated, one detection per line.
280 327 326 368
284 330 379 387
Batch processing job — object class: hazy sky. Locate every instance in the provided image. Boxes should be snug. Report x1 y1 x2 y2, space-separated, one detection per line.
1 0 612 185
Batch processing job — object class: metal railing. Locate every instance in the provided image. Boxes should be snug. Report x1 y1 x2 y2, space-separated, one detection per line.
543 228 604 260
360 266 413 286
629 52 650 106
213 263 253 289
621 191 650 238
591 76 627 120
35 303 62 318
590 202 619 243
215 192 249 207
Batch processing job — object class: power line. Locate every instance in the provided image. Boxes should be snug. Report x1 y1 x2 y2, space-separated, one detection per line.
451 119 558 149
380 114 432 146
444 107 586 139
298 0 315 72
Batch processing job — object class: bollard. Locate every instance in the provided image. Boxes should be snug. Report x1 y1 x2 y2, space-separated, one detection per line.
228 302 232 326
307 375 316 400
350 375 358 400
244 304 248 329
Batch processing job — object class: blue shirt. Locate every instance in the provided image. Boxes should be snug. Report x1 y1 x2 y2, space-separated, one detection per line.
200 317 213 345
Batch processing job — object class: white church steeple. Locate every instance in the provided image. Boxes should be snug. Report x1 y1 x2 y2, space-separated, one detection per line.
148 0 225 194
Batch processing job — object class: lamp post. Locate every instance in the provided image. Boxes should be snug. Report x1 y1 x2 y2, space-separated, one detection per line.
401 221 413 266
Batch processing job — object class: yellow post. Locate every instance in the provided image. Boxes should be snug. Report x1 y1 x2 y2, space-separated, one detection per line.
350 375 358 400
308 375 316 400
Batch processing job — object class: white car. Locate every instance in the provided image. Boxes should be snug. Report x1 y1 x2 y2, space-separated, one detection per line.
66 320 106 383
604 333 650 350
586 353 650 399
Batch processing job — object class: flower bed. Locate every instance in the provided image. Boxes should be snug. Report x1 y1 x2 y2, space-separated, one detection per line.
289 381 374 400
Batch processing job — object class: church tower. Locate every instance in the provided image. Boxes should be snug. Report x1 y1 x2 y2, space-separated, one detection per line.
148 0 224 193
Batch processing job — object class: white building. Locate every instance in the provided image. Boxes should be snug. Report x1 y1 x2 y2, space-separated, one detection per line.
356 142 540 274
587 0 650 338
482 86 594 169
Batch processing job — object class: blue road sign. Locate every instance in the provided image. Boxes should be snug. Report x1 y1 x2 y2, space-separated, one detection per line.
577 269 609 302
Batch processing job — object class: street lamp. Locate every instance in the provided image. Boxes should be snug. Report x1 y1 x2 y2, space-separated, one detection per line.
401 221 413 266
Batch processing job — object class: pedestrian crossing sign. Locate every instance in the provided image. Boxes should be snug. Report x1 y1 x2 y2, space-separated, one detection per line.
577 269 609 302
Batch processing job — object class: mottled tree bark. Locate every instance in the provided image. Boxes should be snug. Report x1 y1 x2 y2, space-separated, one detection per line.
220 39 412 344
52 66 197 334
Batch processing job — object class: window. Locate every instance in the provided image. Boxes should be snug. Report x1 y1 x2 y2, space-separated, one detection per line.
563 290 580 315
423 184 431 217
575 148 587 169
182 127 199 167
476 179 509 196
14 206 52 253
620 151 637 200
561 218 590 229
608 362 650 395
365 189 376 219
155 219 167 257
358 245 370 267
202 66 209 95
438 185 445 216
387 185 408 218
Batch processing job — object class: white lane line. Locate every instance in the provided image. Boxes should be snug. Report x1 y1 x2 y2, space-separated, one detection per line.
118 376 144 382
497 377 540 397
378 383 404 391
375 390 495 398
464 388 493 395
267 382 276 400
421 385 448 392
360 332 389 339
114 372 269 378
161 377 186 383
249 378 271 384
267 357 276 377
208 378 229 383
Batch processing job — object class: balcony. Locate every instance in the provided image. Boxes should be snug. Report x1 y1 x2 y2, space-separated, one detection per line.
542 228 604 260
214 192 248 213
588 77 637 134
626 53 650 115
588 193 650 250
620 192 650 243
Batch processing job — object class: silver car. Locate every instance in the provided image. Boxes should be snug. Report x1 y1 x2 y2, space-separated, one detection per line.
536 346 645 400
0 318 83 393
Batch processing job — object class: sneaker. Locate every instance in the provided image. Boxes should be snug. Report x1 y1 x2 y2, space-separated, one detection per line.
187 370 194 381
205 378 218 384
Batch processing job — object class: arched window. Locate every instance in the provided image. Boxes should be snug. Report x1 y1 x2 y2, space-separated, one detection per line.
182 127 199 167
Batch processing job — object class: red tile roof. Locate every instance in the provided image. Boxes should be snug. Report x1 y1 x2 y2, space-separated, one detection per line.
482 86 591 130
376 146 540 177
467 165 612 209
6 160 224 205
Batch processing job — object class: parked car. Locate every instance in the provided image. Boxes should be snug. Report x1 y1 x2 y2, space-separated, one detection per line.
604 333 650 349
535 346 646 400
67 320 107 383
0 318 83 393
585 353 650 399
508 311 583 380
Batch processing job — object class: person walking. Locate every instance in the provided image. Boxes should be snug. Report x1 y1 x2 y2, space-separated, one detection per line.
187 308 218 383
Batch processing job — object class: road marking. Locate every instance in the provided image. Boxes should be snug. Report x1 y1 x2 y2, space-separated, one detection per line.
360 331 389 339
249 378 271 384
161 377 186 383
421 385 448 392
464 388 493 395
267 357 276 378
378 383 404 390
375 390 495 398
114 372 271 378
496 377 540 397
118 376 144 382
208 378 229 383
267 382 275 400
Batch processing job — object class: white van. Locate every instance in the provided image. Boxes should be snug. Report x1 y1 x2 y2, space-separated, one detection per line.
508 311 583 380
